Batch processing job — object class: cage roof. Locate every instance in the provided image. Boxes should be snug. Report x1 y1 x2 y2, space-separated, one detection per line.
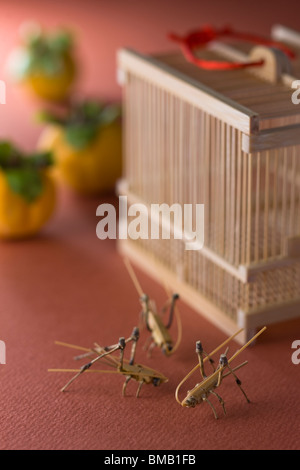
153 25 300 132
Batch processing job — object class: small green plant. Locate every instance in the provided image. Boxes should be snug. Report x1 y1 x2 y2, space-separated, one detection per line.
38 100 121 149
16 26 74 78
0 141 53 202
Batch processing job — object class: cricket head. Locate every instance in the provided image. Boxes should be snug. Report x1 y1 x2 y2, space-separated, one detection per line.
162 341 173 356
150 370 168 387
219 353 228 367
139 293 149 307
182 394 198 408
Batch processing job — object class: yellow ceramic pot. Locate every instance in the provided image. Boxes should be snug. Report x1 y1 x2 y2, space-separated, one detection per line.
38 121 122 195
0 169 56 239
23 52 76 101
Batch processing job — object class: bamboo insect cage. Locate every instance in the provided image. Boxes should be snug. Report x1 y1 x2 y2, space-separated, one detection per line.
116 25 300 343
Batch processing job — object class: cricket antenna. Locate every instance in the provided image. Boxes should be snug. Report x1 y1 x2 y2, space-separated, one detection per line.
123 257 144 298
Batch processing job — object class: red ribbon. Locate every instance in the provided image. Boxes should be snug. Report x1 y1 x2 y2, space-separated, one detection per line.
168 25 295 70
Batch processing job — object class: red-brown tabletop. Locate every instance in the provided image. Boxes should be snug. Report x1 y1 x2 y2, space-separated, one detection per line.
0 187 299 450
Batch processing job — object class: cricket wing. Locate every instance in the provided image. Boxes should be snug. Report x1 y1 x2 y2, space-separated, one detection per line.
121 363 168 383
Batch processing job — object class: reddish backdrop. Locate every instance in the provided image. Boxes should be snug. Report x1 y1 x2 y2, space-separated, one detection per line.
1 0 300 149
0 0 300 451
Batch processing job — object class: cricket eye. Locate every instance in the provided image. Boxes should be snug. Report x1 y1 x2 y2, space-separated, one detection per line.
152 377 161 387
163 343 173 355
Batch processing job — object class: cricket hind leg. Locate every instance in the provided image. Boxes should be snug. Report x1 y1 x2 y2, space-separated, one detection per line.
128 327 140 365
61 338 125 393
162 293 179 329
196 341 215 379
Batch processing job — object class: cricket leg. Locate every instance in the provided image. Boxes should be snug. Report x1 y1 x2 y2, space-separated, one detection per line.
203 396 218 420
73 351 94 361
128 327 140 365
196 341 207 378
226 364 251 403
139 309 145 330
60 362 93 392
142 335 152 352
196 341 215 378
118 337 126 370
61 340 124 392
136 381 144 397
140 294 152 332
204 352 215 372
123 375 131 396
210 390 227 415
164 293 179 329
147 341 156 358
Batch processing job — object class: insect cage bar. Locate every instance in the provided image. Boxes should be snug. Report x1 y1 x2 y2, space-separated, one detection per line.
116 25 300 344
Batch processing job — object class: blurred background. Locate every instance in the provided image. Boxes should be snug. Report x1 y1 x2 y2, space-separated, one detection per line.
0 0 299 150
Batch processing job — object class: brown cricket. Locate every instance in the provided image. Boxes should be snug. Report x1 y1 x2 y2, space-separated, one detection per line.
124 257 182 357
176 327 266 419
49 326 168 397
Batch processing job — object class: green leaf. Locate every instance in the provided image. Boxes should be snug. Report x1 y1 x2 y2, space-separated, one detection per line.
80 101 103 119
20 28 73 77
27 151 54 168
0 141 14 159
0 140 53 202
38 100 122 150
0 141 22 168
98 104 121 126
36 109 65 126
48 32 73 53
5 168 44 203
65 124 98 150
